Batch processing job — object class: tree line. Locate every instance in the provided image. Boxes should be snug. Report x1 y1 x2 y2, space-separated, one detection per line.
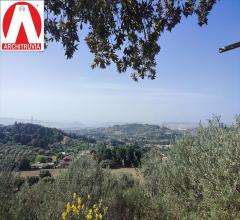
92 144 145 168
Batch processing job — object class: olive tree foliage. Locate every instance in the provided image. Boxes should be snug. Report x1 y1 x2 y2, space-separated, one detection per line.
0 160 18 220
45 0 218 81
142 116 240 219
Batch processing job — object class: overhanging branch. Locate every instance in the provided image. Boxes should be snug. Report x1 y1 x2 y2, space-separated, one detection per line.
219 42 240 53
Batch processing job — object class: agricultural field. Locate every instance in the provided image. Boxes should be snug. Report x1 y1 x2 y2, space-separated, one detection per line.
19 168 140 178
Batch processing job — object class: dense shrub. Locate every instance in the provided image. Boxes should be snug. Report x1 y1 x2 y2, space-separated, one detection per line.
14 176 26 191
16 158 31 171
42 177 55 184
26 176 40 186
39 170 52 179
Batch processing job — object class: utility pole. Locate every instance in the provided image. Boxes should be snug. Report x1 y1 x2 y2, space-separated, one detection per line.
30 116 34 124
219 41 240 53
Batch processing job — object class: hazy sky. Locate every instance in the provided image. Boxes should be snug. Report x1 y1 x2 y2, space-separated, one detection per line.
0 1 239 125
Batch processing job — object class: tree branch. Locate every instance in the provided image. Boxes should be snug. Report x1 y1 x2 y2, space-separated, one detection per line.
219 42 240 53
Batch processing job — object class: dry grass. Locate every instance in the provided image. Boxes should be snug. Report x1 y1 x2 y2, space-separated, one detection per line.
19 168 143 181
19 169 64 177
110 168 143 181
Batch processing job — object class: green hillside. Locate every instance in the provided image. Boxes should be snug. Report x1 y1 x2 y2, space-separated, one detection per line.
75 123 182 146
0 122 65 148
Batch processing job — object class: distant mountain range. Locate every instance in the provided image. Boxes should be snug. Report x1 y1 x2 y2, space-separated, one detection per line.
0 117 86 130
0 117 198 131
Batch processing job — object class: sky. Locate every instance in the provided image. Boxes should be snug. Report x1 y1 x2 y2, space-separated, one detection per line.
0 1 239 126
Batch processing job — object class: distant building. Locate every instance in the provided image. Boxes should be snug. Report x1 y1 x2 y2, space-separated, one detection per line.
63 155 73 162
31 162 55 170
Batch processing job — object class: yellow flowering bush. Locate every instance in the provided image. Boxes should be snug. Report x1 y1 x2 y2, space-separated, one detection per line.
62 193 108 220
